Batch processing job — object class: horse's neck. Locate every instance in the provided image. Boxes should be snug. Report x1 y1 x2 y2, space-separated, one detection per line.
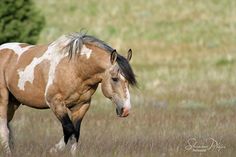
74 46 110 84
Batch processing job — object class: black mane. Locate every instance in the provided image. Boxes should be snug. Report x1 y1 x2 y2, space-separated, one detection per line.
116 55 137 86
62 32 137 86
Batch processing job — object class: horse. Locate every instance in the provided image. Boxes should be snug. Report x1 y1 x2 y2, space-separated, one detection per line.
0 33 137 156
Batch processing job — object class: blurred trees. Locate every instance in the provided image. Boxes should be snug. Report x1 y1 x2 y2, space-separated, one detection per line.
0 0 45 44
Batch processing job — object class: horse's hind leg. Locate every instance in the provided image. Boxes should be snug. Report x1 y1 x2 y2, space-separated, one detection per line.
0 87 11 155
7 93 20 123
7 93 21 151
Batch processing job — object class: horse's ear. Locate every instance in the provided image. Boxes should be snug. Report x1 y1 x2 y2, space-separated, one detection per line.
110 49 117 65
127 49 132 61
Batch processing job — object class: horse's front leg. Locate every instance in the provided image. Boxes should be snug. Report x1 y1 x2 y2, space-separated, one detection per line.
49 99 90 156
69 100 91 156
48 94 75 144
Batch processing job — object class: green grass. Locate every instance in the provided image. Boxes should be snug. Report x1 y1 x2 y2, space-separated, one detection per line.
1 0 236 156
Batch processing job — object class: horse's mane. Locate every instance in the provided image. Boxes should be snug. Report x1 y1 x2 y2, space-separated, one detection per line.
53 32 137 86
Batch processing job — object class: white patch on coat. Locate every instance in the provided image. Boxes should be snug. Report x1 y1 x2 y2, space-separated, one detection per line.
0 43 33 61
80 45 92 59
17 37 67 92
119 74 131 109
124 87 131 110
44 47 66 97
17 55 48 90
119 74 126 81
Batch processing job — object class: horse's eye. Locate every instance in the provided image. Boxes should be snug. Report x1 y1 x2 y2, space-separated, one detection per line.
112 77 119 82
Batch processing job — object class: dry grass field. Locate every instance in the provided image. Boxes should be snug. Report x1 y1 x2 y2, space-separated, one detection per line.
1 0 236 156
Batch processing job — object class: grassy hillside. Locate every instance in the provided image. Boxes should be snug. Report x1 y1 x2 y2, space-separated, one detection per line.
34 0 236 107
1 0 236 156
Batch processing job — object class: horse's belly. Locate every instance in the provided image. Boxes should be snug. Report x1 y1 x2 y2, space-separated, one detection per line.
10 87 49 109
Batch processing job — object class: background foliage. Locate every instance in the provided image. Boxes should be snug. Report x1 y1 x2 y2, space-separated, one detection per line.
0 0 45 44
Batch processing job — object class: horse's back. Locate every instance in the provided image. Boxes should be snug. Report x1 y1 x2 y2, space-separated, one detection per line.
0 43 35 70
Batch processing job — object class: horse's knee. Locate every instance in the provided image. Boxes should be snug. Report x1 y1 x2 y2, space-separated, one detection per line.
47 95 75 143
71 103 90 142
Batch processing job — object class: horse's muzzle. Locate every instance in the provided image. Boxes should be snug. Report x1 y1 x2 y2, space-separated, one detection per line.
116 107 130 117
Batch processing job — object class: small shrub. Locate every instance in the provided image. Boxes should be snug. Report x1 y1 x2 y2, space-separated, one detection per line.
0 0 45 44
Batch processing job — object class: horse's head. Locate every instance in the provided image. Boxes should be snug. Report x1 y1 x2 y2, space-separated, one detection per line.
101 49 136 117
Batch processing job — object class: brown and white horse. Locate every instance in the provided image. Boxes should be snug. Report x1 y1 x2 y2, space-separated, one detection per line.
0 33 137 156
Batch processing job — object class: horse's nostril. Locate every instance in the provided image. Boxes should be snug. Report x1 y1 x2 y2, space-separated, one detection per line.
116 107 124 116
121 107 124 115
116 108 119 115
